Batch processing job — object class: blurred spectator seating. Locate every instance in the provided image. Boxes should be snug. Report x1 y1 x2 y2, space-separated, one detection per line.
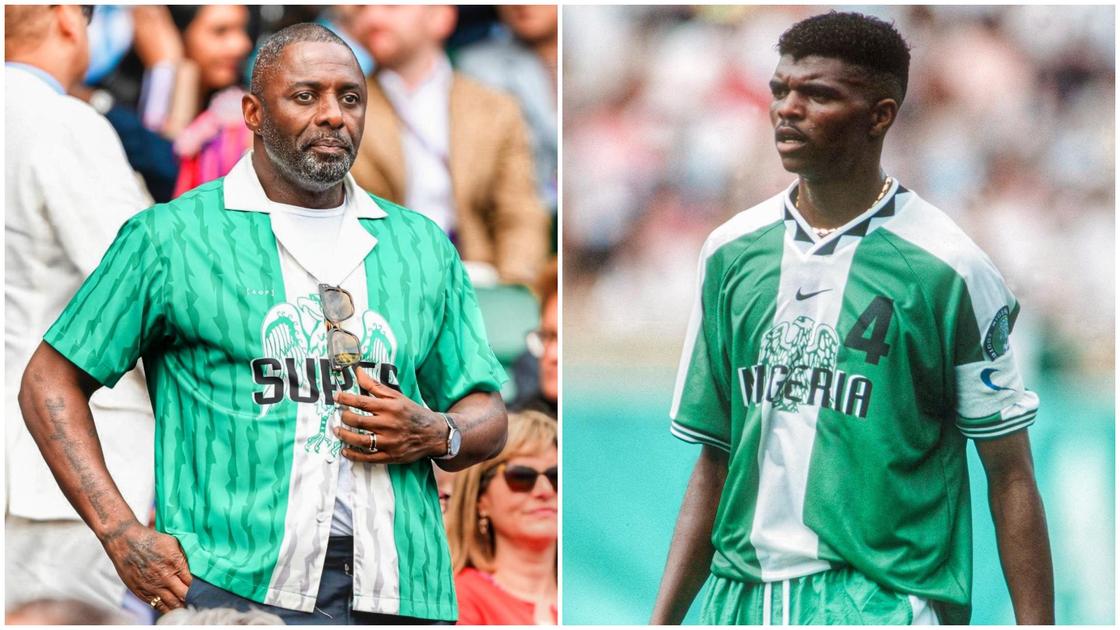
476 283 540 402
6 598 133 625
563 5 1114 377
457 5 558 215
350 5 549 287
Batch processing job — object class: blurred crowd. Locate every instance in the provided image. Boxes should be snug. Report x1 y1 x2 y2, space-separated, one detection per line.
6 4 556 626
78 4 557 284
564 5 1114 377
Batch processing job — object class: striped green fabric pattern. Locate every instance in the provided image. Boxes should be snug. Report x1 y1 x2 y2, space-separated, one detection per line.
45 157 505 620
670 180 1038 622
700 567 942 624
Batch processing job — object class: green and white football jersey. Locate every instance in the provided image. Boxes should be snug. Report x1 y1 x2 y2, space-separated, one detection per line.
670 179 1038 624
46 155 506 620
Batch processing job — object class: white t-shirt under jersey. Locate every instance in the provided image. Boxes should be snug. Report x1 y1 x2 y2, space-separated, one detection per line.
268 194 355 537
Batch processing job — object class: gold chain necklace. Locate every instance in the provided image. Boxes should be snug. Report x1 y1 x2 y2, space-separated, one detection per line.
797 176 893 239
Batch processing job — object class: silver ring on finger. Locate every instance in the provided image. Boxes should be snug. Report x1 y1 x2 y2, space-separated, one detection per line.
149 595 162 609
368 432 378 452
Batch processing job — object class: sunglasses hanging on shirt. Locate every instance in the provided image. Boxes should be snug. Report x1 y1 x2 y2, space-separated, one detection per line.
319 283 362 372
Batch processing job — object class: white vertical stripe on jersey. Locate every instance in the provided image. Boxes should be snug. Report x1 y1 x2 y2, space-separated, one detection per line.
762 582 772 626
351 462 402 613
750 231 857 581
265 246 342 611
781 579 790 625
262 246 401 612
908 594 940 624
344 268 401 614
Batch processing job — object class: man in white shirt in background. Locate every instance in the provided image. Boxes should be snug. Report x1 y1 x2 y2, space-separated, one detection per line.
368 6 456 234
350 5 548 287
457 5 558 214
4 4 155 615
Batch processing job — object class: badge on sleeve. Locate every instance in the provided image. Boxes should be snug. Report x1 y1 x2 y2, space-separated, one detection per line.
983 306 1011 360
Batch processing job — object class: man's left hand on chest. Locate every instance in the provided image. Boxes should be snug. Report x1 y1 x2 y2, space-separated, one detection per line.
333 367 448 464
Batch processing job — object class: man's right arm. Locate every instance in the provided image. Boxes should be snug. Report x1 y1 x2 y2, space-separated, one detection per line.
19 341 190 612
650 444 728 624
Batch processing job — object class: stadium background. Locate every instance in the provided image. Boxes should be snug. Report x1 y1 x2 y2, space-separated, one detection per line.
6 4 558 624
562 5 1114 624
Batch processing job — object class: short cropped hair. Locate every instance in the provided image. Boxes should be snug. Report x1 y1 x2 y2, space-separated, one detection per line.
4 6 52 53
778 11 911 103
250 22 357 99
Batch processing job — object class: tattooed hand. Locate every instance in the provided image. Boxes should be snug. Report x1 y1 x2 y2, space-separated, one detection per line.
100 520 192 614
20 344 194 615
333 367 448 464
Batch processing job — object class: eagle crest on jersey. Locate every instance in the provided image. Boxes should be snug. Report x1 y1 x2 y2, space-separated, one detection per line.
760 316 839 412
259 293 398 456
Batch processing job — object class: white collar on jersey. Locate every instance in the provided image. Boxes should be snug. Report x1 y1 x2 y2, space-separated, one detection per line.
222 151 389 220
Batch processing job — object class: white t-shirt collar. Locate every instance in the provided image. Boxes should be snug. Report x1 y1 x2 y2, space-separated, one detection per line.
222 151 384 284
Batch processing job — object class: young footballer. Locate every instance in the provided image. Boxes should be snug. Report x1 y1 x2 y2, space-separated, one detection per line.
651 12 1053 625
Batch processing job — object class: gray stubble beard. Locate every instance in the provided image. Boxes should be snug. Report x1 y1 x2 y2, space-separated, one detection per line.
260 115 355 194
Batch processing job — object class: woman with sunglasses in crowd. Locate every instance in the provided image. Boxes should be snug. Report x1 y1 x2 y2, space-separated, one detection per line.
446 411 558 624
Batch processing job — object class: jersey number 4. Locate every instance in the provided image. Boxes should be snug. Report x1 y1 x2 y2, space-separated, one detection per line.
844 296 894 365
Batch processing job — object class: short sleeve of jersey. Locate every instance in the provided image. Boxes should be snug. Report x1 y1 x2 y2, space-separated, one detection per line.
669 237 732 452
949 255 1039 440
415 244 507 411
44 212 167 388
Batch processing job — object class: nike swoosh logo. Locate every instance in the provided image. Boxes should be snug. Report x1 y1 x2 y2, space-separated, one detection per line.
980 368 1013 392
795 288 832 301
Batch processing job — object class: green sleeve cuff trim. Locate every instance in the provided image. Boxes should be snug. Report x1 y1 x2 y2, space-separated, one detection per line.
670 421 731 452
955 411 1002 429
956 408 1035 429
958 412 1036 440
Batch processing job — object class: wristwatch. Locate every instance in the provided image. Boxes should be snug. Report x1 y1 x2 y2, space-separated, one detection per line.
436 413 461 460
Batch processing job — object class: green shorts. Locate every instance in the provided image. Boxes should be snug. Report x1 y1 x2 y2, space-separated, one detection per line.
699 567 940 625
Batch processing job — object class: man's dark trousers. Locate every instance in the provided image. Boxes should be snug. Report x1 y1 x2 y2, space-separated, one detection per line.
182 536 450 625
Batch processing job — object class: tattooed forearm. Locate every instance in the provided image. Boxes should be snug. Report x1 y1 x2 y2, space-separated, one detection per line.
19 347 192 611
42 394 112 522
44 397 67 441
101 520 135 544
438 391 508 470
20 345 134 539
456 402 502 435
